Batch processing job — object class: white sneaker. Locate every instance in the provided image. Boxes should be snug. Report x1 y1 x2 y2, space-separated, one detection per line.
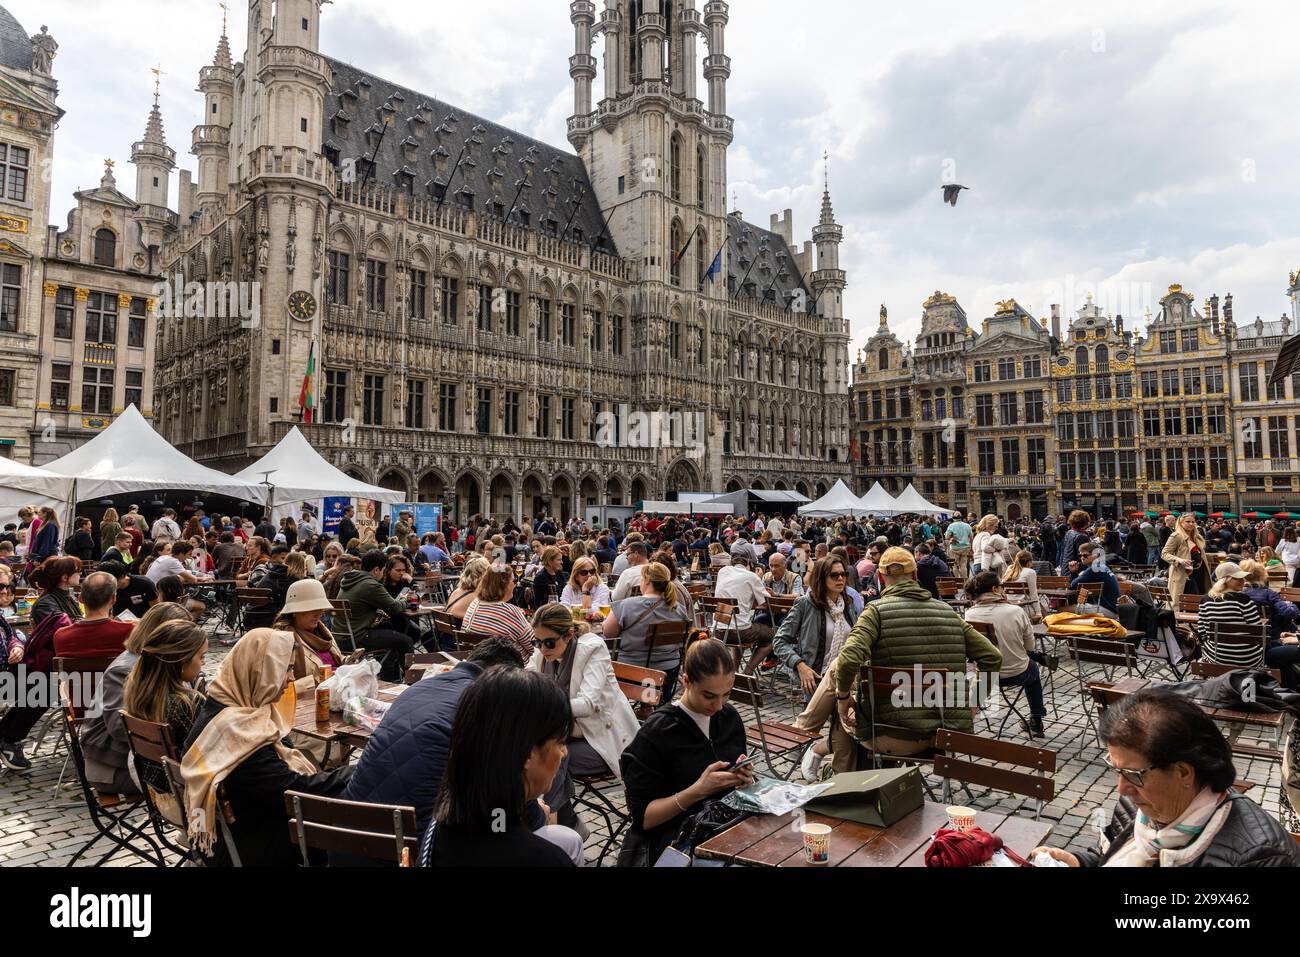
800 747 826 783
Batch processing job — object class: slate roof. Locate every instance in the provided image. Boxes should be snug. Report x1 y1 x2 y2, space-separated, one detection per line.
324 57 616 255
0 7 28 73
725 212 814 314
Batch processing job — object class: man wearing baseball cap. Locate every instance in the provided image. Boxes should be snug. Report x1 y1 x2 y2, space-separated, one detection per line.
834 547 1001 764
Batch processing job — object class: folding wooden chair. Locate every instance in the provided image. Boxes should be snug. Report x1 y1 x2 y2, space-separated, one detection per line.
230 587 272 638
453 629 496 653
1067 635 1137 746
1200 620 1268 672
121 713 194 864
730 672 820 778
965 620 1031 740
63 705 166 867
641 620 690 675
933 728 1057 820
329 599 358 652
856 664 955 799
284 791 418 866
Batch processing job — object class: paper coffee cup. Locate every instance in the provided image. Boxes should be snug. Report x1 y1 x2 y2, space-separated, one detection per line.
801 822 832 864
946 806 976 832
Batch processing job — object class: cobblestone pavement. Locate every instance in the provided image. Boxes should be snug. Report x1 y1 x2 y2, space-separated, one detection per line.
0 616 1290 867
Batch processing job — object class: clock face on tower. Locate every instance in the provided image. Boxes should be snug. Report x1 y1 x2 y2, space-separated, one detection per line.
287 290 318 321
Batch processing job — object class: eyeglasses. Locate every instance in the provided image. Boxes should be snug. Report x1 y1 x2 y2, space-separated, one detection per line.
1103 754 1156 789
531 634 570 650
827 571 846 580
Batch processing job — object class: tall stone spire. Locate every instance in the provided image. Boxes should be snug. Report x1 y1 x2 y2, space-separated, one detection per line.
819 149 836 226
132 67 176 210
213 5 233 71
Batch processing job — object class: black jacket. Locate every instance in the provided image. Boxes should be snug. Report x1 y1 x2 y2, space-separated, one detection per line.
618 701 747 864
1074 794 1300 867
337 517 359 547
183 697 352 867
244 563 292 629
531 569 566 609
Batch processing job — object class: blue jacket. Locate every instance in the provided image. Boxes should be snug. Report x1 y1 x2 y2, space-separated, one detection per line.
1243 585 1299 644
1070 567 1120 613
342 662 483 835
30 520 61 562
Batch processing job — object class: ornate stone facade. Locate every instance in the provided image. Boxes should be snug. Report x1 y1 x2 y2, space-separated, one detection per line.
967 299 1057 520
0 9 60 463
152 0 852 522
853 305 914 495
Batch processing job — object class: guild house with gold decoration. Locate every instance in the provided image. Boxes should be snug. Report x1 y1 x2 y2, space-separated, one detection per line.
852 279 1300 520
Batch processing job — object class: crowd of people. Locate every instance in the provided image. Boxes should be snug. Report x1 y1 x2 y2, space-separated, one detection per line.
0 499 1298 868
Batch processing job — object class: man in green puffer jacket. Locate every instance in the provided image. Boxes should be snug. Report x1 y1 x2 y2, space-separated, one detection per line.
337 552 420 681
835 547 1001 758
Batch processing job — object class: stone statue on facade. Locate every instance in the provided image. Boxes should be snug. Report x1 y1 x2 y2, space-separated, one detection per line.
31 26 57 74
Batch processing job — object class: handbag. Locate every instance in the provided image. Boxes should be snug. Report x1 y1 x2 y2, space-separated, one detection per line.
615 798 749 868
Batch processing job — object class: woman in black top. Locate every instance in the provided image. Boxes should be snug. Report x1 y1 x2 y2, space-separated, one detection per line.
531 545 567 610
618 638 753 866
419 667 576 867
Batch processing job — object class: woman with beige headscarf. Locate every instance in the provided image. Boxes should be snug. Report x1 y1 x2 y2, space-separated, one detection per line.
180 629 351 866
1162 512 1207 606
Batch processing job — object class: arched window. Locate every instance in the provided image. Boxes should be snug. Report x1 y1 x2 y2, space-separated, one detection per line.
879 348 889 370
1075 345 1089 372
696 227 707 291
94 228 116 267
696 143 707 210
669 219 682 286
1095 344 1109 371
670 133 683 202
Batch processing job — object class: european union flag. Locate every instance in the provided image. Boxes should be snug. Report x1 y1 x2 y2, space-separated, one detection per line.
706 249 723 283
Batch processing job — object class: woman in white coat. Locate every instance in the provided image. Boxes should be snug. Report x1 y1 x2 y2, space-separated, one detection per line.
528 603 640 831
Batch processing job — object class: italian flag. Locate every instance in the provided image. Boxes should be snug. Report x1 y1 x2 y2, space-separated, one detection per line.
299 341 315 423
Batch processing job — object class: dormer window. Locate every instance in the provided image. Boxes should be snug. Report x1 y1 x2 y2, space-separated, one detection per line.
455 189 474 210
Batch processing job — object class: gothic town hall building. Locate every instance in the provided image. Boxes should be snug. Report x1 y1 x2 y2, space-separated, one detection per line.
153 0 853 522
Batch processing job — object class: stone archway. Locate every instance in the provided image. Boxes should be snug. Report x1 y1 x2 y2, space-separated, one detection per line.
773 480 788 491
552 475 574 523
606 476 625 507
418 470 447 504
815 481 828 498
523 474 546 521
489 474 515 522
580 475 600 514
630 476 649 505
666 458 701 498
455 473 482 522
1007 502 1022 522
725 478 743 493
795 480 810 497
377 470 410 498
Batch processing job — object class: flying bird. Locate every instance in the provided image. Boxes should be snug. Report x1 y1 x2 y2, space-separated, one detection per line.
942 184 969 206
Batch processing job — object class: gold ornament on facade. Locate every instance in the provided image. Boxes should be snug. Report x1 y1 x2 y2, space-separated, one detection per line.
0 214 28 233
43 282 58 297
995 299 1017 315
923 290 956 308
117 293 133 309
74 287 90 302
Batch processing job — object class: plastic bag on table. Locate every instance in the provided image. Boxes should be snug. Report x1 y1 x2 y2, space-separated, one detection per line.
721 776 832 816
342 695 391 732
319 658 381 711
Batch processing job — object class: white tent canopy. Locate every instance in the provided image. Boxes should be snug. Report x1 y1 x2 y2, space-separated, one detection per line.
42 405 269 503
856 482 900 517
0 458 77 529
890 483 951 518
798 479 871 518
233 427 406 508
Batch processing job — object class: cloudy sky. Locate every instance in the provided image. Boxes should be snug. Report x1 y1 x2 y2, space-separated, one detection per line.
24 0 1300 351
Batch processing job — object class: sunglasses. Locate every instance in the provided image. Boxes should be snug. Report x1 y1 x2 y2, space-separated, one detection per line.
1103 754 1156 789
531 634 570 650
575 569 593 577
827 572 846 580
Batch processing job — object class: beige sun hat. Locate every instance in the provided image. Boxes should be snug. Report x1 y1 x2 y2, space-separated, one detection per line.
280 578 335 615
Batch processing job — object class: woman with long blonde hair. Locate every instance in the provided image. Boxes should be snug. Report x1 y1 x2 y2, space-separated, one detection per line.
444 555 489 619
1163 512 1207 605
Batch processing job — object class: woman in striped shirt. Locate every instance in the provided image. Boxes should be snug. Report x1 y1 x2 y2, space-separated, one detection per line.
1197 562 1265 669
461 563 534 658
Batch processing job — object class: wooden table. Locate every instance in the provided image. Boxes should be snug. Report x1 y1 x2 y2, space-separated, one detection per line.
1038 588 1077 601
694 800 1052 868
293 680 406 765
